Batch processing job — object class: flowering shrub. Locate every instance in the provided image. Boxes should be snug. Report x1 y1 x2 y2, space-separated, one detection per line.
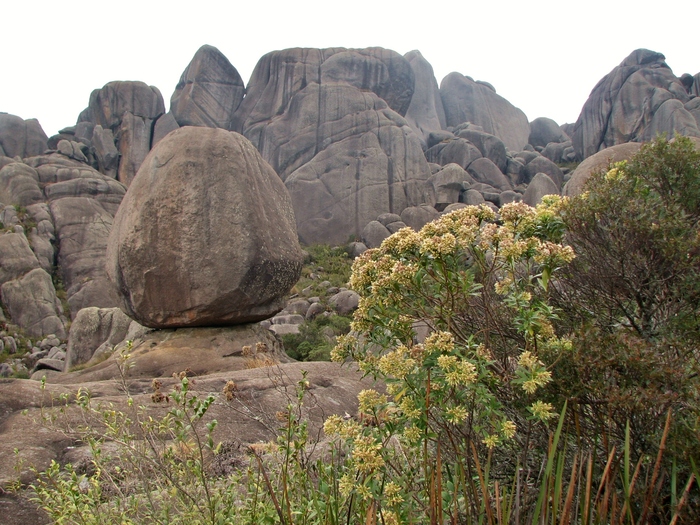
328 199 575 520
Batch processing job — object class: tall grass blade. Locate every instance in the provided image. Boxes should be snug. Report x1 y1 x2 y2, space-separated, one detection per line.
531 401 567 525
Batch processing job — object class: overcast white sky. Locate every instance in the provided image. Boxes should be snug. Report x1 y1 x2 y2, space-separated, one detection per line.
2 0 698 137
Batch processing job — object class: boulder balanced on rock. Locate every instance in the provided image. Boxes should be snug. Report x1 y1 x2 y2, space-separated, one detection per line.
106 126 304 328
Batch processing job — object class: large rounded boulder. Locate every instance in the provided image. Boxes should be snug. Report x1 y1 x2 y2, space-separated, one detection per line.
106 126 304 328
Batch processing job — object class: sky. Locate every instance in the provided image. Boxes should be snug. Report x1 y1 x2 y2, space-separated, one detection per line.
2 1 698 137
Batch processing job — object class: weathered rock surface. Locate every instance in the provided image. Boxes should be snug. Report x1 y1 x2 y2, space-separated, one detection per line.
228 47 435 244
0 360 377 497
521 156 564 189
0 162 43 206
429 163 471 210
106 126 304 328
522 173 559 206
400 204 440 230
0 148 125 335
425 138 482 169
467 157 512 191
329 290 360 315
170 45 245 129
563 142 643 197
440 72 530 151
0 233 40 285
362 220 391 248
78 81 166 185
232 47 414 138
455 127 508 172
528 117 569 149
64 307 134 370
403 50 447 147
252 82 433 244
1 268 66 339
0 113 48 159
572 49 700 160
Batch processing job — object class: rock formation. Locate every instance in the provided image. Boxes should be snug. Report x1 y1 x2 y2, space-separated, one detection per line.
0 140 125 338
403 50 447 148
0 113 48 158
170 44 246 129
572 49 700 160
440 72 531 151
77 81 166 185
106 126 304 328
230 47 433 245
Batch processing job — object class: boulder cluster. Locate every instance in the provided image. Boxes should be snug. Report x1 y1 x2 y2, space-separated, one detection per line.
0 45 698 369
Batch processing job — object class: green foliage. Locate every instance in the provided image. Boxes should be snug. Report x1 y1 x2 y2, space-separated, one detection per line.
552 136 700 472
281 314 351 361
294 244 353 293
329 200 576 521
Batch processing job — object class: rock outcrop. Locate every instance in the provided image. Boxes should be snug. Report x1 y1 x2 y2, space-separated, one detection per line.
572 49 700 160
77 81 166 185
0 148 125 337
106 126 304 328
231 47 433 245
170 44 245 129
0 113 48 159
440 73 530 151
563 142 643 197
403 50 447 148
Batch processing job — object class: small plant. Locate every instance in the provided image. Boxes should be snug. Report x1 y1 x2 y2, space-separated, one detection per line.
281 314 351 361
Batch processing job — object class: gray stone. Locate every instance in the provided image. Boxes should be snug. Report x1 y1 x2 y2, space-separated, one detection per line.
429 163 471 209
499 190 522 206
440 72 530 151
563 143 643 197
1 268 66 339
32 358 64 373
272 314 305 325
347 241 367 258
329 290 360 315
106 126 304 328
306 301 326 320
361 221 390 249
56 140 88 163
455 128 508 172
462 189 486 206
269 324 301 336
283 299 311 317
403 50 447 147
528 117 569 148
522 173 560 207
170 44 245 129
91 125 119 178
386 221 408 233
152 112 180 145
0 162 43 206
427 130 456 149
400 204 440 231
64 307 133 370
467 158 512 191
249 82 433 244
0 233 40 285
522 156 564 189
0 114 48 159
572 49 699 160
377 213 402 226
425 138 482 170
